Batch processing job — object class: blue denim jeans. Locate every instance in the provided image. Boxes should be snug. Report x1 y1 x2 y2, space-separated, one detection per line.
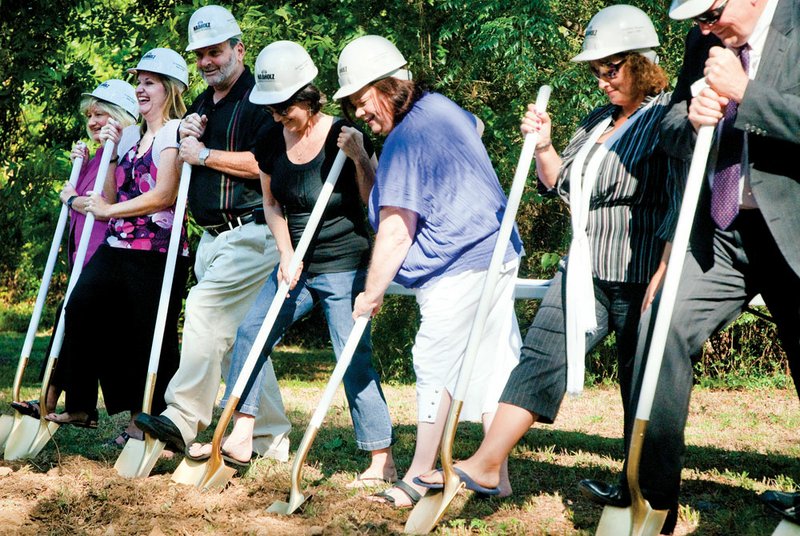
222 267 393 451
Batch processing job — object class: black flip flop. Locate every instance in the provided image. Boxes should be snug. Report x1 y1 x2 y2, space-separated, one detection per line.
372 480 421 508
10 400 41 419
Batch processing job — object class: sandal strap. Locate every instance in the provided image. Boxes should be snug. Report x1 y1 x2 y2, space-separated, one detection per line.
394 480 422 505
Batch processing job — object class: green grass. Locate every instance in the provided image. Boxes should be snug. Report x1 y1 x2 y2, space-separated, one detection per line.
1 330 799 534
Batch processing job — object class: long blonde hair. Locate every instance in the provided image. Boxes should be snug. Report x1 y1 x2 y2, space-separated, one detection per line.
141 74 187 135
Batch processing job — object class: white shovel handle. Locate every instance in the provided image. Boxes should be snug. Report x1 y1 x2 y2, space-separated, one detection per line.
308 315 370 429
18 156 83 361
228 149 348 399
47 140 116 361
11 155 83 403
451 86 551 402
137 163 192 413
635 122 715 420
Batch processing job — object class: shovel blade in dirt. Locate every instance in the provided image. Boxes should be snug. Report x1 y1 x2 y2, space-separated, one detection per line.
170 454 237 491
595 503 667 536
404 480 465 534
114 435 166 478
773 520 800 536
171 457 209 486
3 415 59 461
0 415 14 451
266 490 310 516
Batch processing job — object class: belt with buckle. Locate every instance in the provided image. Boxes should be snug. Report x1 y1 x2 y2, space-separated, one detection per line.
204 211 257 237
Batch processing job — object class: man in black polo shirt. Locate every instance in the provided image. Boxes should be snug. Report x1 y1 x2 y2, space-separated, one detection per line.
136 5 291 460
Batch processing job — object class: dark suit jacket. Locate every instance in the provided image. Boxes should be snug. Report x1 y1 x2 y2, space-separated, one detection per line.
659 0 800 278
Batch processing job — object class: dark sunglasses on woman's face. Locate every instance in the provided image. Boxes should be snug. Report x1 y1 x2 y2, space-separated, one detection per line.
267 100 295 117
694 0 728 25
589 56 628 81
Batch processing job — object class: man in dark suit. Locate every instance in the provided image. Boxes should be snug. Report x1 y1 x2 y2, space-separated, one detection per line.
580 0 800 530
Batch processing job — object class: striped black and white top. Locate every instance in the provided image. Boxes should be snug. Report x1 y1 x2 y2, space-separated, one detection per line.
552 91 686 284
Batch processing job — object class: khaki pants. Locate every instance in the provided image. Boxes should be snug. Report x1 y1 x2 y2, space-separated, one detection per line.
162 222 291 459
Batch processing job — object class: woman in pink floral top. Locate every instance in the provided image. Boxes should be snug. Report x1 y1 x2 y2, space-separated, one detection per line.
46 48 190 448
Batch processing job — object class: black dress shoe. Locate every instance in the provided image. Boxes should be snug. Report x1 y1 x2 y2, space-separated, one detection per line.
579 479 678 535
134 413 185 452
760 490 800 523
579 479 631 507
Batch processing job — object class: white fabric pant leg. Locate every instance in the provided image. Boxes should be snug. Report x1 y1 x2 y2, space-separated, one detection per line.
412 259 521 423
162 222 291 458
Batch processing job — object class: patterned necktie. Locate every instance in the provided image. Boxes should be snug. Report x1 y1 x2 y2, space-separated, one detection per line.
710 45 750 229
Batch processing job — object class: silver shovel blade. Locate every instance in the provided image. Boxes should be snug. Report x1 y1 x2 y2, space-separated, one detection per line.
3 415 58 460
0 415 14 451
595 503 668 536
773 519 800 536
114 435 166 478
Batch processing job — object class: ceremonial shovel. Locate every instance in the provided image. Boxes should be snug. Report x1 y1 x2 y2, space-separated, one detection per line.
596 80 715 536
4 140 115 460
0 154 83 452
404 85 551 534
114 163 191 478
170 150 347 490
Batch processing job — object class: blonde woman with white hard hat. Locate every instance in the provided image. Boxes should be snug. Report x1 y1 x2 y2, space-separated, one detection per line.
414 7 685 532
337 35 524 508
9 79 139 425
46 48 191 449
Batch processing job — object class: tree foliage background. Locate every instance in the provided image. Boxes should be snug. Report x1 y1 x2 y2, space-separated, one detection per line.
0 0 788 383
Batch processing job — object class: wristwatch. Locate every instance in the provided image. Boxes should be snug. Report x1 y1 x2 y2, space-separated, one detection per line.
198 148 211 166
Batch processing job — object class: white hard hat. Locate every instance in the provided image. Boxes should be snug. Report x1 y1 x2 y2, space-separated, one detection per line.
81 79 139 120
332 35 411 100
186 5 242 51
669 0 715 20
250 41 319 105
127 48 189 91
570 4 660 62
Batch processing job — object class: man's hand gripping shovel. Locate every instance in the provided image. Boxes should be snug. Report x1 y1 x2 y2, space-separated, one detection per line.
595 79 715 536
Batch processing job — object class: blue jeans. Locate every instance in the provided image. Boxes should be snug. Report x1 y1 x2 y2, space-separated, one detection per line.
222 267 393 451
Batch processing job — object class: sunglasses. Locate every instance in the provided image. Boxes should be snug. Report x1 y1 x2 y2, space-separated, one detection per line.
589 56 628 82
694 0 728 25
266 100 296 117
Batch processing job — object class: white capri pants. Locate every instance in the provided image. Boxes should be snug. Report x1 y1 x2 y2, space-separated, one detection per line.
412 258 521 423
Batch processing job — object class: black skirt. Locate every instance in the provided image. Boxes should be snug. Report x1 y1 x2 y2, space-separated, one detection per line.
59 246 189 416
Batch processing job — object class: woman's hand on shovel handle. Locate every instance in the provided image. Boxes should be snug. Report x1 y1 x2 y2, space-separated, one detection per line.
353 291 383 319
98 119 122 152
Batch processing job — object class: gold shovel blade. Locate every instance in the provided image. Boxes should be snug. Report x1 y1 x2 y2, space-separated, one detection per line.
0 415 14 451
773 519 800 536
595 502 668 536
3 415 59 460
114 435 166 478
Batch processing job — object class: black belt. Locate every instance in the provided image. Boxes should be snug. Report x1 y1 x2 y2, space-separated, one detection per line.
204 210 261 237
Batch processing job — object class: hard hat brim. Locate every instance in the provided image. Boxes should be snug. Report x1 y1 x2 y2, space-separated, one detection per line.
185 32 240 52
669 0 715 19
332 82 365 101
127 68 188 92
249 67 319 106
